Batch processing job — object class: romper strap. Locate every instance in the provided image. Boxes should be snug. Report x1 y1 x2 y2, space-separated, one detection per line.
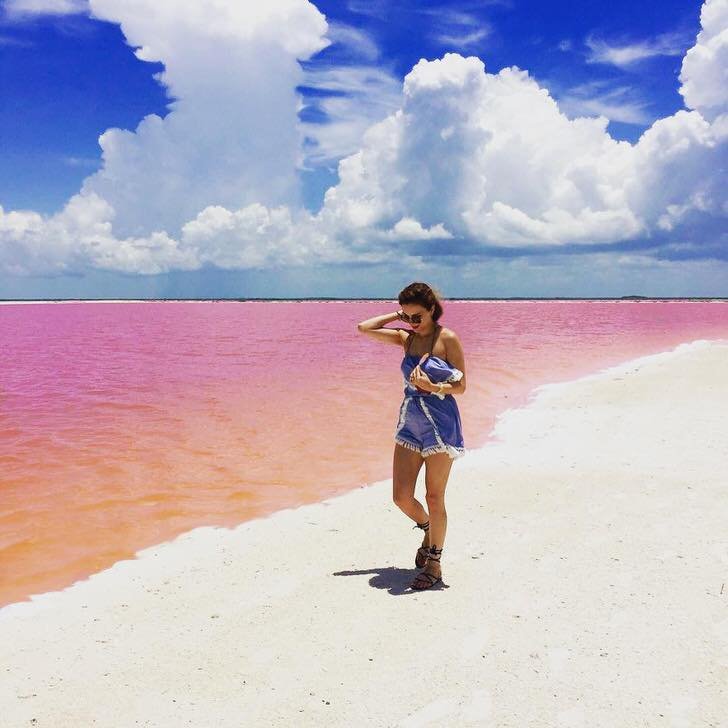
430 324 441 356
405 330 414 354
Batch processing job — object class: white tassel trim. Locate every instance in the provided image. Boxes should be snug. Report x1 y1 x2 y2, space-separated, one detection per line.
417 398 466 459
422 444 467 460
394 436 422 453
394 436 466 460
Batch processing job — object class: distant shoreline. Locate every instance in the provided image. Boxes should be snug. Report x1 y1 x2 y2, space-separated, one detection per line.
1 296 727 304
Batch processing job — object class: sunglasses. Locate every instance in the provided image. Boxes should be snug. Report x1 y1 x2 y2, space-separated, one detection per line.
399 312 424 324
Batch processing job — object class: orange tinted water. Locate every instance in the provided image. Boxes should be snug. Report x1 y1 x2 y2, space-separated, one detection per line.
1 300 727 608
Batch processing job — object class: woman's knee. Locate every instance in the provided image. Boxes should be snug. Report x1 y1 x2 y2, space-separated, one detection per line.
392 487 416 508
392 476 413 504
393 496 414 510
425 491 446 510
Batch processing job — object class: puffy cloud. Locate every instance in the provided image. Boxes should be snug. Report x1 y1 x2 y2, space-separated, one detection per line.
0 194 110 276
627 110 727 238
0 194 405 276
679 0 728 121
312 15 726 254
179 203 345 269
380 217 453 241
318 54 647 248
0 0 726 281
79 0 330 238
0 193 198 275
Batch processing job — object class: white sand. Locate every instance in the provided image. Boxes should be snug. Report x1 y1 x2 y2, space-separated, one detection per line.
2 339 727 727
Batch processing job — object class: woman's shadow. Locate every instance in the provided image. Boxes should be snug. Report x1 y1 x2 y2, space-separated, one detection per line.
332 566 448 595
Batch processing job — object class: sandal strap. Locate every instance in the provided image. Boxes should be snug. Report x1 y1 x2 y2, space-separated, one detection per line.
412 520 430 531
413 571 441 588
426 546 443 562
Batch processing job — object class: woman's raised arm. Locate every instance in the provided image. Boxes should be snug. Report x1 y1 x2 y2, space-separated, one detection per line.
357 310 407 347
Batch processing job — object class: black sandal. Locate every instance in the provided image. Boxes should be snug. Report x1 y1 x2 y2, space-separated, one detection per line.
413 520 430 568
411 546 443 590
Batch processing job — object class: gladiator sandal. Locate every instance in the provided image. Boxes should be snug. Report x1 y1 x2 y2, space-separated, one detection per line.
413 520 430 568
411 546 443 590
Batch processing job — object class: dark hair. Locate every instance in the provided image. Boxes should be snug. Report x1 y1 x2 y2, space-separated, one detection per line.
398 282 444 322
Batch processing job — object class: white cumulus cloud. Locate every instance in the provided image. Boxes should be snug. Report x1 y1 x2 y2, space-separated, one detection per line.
378 217 454 241
317 54 646 248
78 0 330 238
0 0 726 280
679 0 728 121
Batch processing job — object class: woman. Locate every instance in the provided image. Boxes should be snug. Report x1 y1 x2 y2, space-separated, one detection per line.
357 282 466 590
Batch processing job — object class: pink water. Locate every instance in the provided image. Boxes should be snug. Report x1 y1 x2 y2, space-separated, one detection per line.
1 299 727 608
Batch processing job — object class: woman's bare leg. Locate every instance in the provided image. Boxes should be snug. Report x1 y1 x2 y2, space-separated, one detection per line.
392 444 428 545
415 452 454 584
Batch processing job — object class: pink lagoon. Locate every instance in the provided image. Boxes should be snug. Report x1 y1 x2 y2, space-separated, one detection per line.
1 298 728 608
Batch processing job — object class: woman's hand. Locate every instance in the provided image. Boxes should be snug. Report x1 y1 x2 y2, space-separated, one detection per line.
409 355 436 391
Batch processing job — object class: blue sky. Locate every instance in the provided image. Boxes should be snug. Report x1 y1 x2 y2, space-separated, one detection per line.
0 0 725 298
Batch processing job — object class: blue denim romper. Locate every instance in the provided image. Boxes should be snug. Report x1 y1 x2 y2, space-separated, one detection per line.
394 325 466 459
